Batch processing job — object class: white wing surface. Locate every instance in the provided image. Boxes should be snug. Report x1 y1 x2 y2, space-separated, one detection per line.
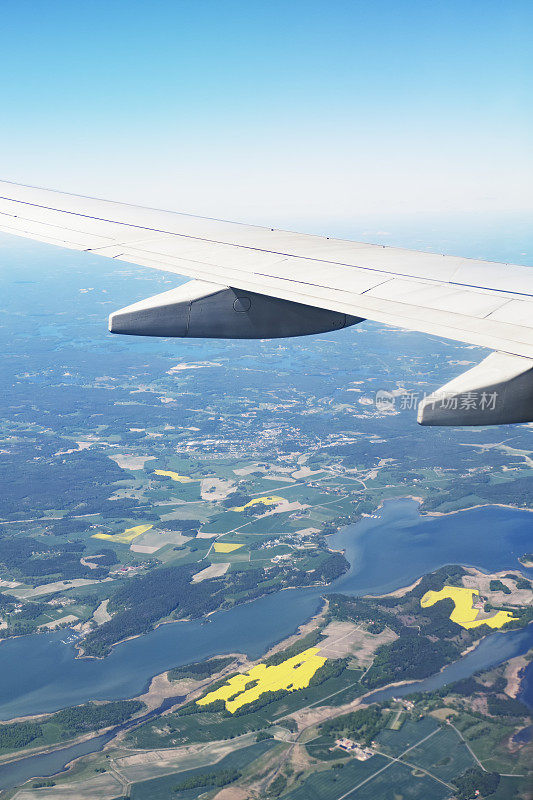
1 180 532 426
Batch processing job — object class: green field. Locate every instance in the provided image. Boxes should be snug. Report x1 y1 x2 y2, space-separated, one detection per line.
450 711 528 774
129 707 269 748
300 717 480 800
374 717 440 757
284 756 450 800
231 511 297 534
387 725 474 782
200 511 246 534
305 733 352 762
129 739 280 799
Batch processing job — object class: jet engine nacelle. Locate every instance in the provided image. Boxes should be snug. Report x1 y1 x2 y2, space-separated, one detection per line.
109 280 363 339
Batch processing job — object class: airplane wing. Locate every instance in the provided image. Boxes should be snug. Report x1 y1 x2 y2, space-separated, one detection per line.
1 179 532 426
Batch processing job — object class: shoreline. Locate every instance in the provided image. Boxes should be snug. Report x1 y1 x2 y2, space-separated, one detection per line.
2 498 531 726
0 605 331 783
371 494 533 520
5 497 531 663
2 592 531 791
421 501 533 518
364 575 423 599
0 731 100 767
74 582 328 661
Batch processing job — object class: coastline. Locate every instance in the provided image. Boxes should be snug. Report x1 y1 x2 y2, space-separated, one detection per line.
356 493 533 520
2 596 531 792
74 583 329 661
7 497 531 663
364 576 423 599
0 730 103 767
421 501 533 518
374 494 533 519
0 605 331 781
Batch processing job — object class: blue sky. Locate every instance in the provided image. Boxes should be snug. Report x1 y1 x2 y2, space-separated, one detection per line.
0 0 531 234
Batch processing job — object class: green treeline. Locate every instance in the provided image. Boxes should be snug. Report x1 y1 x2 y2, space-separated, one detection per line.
406 565 467 597
327 594 402 635
232 657 347 717
453 767 500 799
0 722 43 751
168 657 235 681
0 536 109 581
50 699 144 732
487 696 530 717
325 566 498 691
82 564 226 656
489 579 511 594
83 562 329 657
232 689 291 717
264 630 323 666
363 632 458 688
178 698 228 716
0 700 144 753
173 767 241 791
181 653 350 719
0 446 125 518
308 658 348 686
421 475 531 511
320 705 386 746
312 552 349 583
268 773 288 796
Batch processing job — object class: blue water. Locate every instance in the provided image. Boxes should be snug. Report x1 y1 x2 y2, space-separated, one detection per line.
0 695 183 791
0 500 531 722
329 500 533 596
0 588 321 720
0 733 112 792
0 500 532 789
365 623 533 704
519 660 533 712
1 625 531 794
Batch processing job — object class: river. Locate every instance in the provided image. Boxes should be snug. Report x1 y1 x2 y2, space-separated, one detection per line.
0 500 532 789
0 695 182 792
0 500 531 722
0 623 531 793
364 623 533 704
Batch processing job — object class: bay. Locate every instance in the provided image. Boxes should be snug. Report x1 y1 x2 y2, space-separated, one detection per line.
329 499 533 596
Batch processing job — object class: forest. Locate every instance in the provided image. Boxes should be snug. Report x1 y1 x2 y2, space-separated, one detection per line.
320 705 387 745
0 700 144 752
82 563 226 656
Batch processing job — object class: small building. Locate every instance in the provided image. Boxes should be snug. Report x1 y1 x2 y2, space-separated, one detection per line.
335 738 374 760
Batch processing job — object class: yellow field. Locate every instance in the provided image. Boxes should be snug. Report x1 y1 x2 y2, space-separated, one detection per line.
231 495 284 512
421 585 518 629
213 542 244 553
93 524 154 543
197 647 326 713
154 469 195 483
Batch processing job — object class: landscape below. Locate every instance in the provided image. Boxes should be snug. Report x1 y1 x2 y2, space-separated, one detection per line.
0 563 531 799
0 252 532 798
